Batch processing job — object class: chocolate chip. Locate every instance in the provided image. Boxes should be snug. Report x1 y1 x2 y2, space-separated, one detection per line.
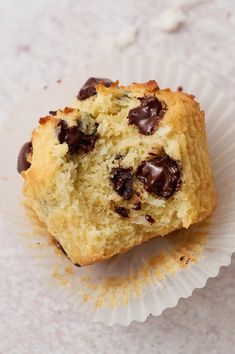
49 110 57 116
114 206 130 217
132 201 142 210
77 77 113 100
110 167 134 200
177 86 183 91
58 120 98 154
73 263 81 267
145 214 155 224
128 96 165 135
17 142 32 173
136 154 181 199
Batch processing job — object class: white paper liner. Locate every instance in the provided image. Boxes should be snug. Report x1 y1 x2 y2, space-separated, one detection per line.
1 55 235 326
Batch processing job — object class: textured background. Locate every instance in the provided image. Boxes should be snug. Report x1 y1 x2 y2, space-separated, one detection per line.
0 0 235 353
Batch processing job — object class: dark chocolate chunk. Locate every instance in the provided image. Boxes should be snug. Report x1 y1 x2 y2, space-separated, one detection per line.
73 263 81 267
77 77 113 100
49 110 57 116
58 120 98 154
114 206 130 217
132 201 142 210
136 154 181 199
145 214 155 224
177 86 183 92
110 167 134 200
17 142 32 173
128 96 165 135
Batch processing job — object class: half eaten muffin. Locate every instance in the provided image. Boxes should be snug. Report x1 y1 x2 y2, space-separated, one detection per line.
17 79 216 265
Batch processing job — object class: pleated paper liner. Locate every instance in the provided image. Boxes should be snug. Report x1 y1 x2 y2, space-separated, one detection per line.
0 55 235 326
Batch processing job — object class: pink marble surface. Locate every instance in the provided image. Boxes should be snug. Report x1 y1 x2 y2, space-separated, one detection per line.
0 0 235 353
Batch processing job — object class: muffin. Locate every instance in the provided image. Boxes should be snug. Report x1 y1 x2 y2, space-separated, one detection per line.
17 79 216 266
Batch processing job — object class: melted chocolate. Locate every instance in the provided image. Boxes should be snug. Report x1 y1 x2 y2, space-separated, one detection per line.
136 154 181 199
128 96 165 135
110 167 134 200
114 206 130 217
77 77 113 100
132 201 142 210
58 120 98 154
145 214 155 224
17 142 32 173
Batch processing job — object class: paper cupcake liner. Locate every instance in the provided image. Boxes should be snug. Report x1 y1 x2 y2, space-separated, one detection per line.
1 55 235 326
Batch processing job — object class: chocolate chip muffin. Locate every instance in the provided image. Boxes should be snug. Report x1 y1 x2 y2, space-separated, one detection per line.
18 79 216 266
